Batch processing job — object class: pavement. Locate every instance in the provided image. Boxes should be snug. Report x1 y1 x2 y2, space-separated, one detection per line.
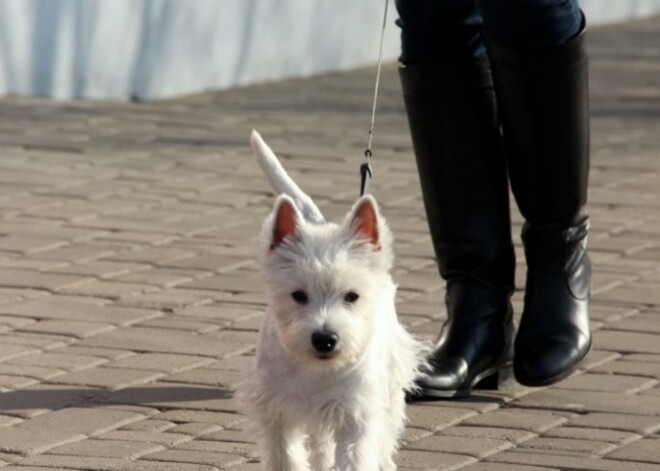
0 15 659 471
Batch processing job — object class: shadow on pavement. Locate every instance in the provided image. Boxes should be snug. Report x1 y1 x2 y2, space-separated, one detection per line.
0 385 234 412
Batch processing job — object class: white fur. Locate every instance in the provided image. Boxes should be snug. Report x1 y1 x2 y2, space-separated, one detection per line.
237 131 427 471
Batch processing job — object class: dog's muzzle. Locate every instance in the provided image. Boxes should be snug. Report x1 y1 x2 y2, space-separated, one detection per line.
311 331 339 358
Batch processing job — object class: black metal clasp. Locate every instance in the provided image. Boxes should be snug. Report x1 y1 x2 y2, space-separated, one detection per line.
359 161 372 197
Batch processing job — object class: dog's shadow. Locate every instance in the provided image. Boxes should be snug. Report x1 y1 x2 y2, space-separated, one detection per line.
0 384 235 413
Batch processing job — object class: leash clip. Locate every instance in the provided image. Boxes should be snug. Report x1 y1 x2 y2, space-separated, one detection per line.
359 160 372 197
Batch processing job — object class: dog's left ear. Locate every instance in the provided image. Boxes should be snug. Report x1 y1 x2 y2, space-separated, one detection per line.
347 195 382 251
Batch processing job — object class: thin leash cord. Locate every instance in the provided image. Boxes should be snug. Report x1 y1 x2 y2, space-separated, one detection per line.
360 0 390 196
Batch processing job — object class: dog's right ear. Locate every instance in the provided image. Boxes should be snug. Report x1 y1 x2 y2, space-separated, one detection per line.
270 195 299 250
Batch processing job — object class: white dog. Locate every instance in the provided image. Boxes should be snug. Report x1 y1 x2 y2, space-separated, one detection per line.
237 131 427 471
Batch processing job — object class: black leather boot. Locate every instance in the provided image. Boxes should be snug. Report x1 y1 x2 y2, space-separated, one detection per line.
487 22 592 387
400 61 516 398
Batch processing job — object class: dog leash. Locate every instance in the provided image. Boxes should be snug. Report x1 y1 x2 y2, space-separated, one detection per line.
360 0 390 197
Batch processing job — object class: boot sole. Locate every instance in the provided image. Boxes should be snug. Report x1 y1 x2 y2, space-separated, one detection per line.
407 361 515 401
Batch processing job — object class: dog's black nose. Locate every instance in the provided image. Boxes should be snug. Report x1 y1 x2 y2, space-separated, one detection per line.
311 331 339 355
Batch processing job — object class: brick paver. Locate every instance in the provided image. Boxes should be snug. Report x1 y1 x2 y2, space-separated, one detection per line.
0 16 659 471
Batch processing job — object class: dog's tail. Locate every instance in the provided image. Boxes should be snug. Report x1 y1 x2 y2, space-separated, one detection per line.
250 130 325 224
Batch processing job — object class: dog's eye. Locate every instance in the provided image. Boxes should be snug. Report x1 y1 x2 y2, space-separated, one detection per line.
344 291 359 304
291 290 309 304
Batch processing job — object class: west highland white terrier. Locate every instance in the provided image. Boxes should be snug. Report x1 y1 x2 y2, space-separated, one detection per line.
237 131 427 471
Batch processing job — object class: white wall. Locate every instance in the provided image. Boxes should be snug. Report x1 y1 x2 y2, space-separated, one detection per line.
0 0 658 100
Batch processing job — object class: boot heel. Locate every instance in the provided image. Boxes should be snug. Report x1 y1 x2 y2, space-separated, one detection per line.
475 363 515 390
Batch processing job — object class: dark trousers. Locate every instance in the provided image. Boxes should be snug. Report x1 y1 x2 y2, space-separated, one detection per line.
395 0 582 64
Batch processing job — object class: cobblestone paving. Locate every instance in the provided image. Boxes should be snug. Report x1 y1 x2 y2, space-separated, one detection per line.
0 17 659 471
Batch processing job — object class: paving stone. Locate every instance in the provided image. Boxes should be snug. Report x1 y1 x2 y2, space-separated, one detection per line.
199 427 252 444
0 296 162 325
0 287 46 306
204 355 249 372
173 439 251 456
462 409 569 432
0 257 69 274
16 319 116 338
49 439 163 459
104 353 215 373
6 352 107 370
592 358 660 378
18 456 221 471
606 312 660 334
566 412 660 434
579 349 621 370
0 344 36 361
177 304 262 323
407 434 513 458
459 464 559 471
159 254 251 272
223 464 260 471
438 426 536 444
406 405 479 431
624 353 660 364
640 385 660 397
0 269 87 290
114 269 202 288
48 367 164 389
394 449 477 470
97 430 190 447
0 467 80 471
515 389 660 416
47 260 148 278
155 410 241 426
595 330 660 354
76 327 254 357
0 332 70 349
488 449 660 471
35 244 116 262
105 247 195 265
555 372 657 393
117 288 227 310
543 426 639 445
119 418 177 433
56 345 137 360
162 367 241 387
177 274 265 294
0 235 66 253
516 436 616 455
58 279 158 298
0 415 22 426
596 284 660 306
0 451 21 464
0 314 35 330
0 428 85 455
136 316 221 333
605 438 660 463
19 406 146 436
139 449 246 468
165 422 224 437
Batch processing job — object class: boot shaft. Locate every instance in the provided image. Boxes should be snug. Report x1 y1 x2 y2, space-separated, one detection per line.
399 61 515 291
487 23 590 228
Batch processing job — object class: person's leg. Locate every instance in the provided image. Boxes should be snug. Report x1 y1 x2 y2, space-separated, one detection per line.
396 0 516 398
396 0 486 63
478 0 591 386
479 0 581 48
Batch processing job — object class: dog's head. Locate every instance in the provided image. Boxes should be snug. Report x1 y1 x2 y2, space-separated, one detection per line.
252 132 394 368
260 194 394 368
